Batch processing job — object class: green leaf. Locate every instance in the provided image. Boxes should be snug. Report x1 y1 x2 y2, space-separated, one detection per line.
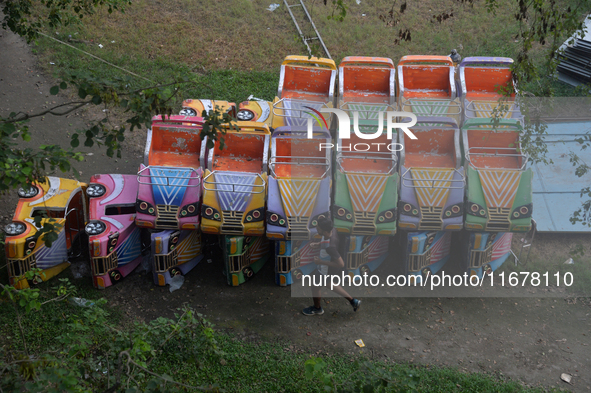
60 81 67 89
50 86 59 95
78 88 87 99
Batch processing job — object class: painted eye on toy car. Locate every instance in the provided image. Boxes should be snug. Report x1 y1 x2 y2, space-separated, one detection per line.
4 222 26 236
85 221 106 236
179 108 197 117
17 186 39 198
237 109 255 121
86 184 106 198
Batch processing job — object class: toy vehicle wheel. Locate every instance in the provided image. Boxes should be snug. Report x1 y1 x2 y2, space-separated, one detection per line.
86 184 106 198
237 109 255 121
179 108 197 116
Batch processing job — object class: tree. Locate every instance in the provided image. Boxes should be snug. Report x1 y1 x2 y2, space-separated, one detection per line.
0 0 233 191
0 0 237 246
0 270 222 392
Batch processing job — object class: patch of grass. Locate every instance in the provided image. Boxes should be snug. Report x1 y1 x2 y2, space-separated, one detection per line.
499 233 591 295
30 0 589 106
0 294 553 392
162 333 554 392
34 33 279 106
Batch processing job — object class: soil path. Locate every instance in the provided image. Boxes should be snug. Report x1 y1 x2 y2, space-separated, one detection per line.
1 29 590 392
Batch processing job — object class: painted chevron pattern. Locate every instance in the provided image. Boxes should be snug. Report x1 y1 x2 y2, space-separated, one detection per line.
478 170 521 208
177 231 202 264
115 229 142 265
344 103 390 119
492 232 513 259
411 169 455 207
299 241 317 265
345 174 388 213
35 229 68 269
215 172 257 212
470 101 515 119
403 99 450 116
249 236 269 261
283 100 324 127
368 236 389 260
278 179 320 217
150 167 191 206
430 232 451 264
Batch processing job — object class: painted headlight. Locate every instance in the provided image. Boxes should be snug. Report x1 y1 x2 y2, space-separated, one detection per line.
18 186 39 198
201 205 221 221
310 212 329 228
467 202 487 218
245 208 264 223
107 232 119 253
85 221 106 236
237 109 255 121
400 202 420 217
4 222 26 236
443 202 463 218
179 108 197 117
169 231 180 252
377 208 397 223
136 199 156 216
512 203 532 219
86 184 106 198
424 232 436 251
266 211 287 227
332 205 353 222
24 236 37 255
485 233 497 247
180 202 199 217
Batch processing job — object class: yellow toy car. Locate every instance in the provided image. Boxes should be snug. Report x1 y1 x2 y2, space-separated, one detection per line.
4 177 87 289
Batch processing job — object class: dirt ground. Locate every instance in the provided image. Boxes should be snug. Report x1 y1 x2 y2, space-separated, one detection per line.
1 30 591 392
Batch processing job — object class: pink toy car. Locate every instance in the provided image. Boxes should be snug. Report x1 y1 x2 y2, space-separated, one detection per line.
136 116 204 231
86 174 145 289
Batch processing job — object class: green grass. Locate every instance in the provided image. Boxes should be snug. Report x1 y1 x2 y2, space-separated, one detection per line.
0 289 554 393
34 34 280 106
499 233 591 296
31 0 589 103
153 333 555 392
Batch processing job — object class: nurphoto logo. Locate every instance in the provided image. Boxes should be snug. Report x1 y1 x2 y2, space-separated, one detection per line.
305 107 418 151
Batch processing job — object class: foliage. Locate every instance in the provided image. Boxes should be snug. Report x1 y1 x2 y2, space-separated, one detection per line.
305 357 420 393
0 1 239 250
481 0 591 226
1 0 132 43
0 277 553 393
323 0 348 22
0 0 237 197
200 106 237 151
0 70 231 191
0 276 221 392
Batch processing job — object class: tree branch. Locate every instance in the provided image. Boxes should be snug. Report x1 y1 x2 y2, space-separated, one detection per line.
2 102 90 123
105 351 218 392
